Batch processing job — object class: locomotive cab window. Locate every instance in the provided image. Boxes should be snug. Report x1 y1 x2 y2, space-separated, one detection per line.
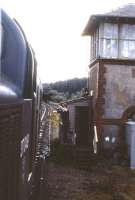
0 24 4 60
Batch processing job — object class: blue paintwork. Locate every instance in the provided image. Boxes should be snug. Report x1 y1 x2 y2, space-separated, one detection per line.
1 9 27 97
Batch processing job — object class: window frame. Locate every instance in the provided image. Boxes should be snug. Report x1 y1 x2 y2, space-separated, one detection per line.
90 28 99 61
90 23 135 61
119 24 135 59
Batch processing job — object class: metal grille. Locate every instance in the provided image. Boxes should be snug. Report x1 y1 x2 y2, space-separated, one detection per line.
0 104 22 200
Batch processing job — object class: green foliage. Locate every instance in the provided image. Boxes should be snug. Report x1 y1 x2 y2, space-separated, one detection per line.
50 111 61 128
43 77 87 102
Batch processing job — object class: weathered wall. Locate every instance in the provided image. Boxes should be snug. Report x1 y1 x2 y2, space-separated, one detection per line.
100 64 135 150
104 64 135 118
102 125 119 150
89 63 99 104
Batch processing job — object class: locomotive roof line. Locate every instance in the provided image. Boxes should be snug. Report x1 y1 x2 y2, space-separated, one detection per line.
82 4 135 36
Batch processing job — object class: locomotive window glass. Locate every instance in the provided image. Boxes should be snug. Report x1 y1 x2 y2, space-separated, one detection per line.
0 24 5 82
0 24 4 59
0 24 1 78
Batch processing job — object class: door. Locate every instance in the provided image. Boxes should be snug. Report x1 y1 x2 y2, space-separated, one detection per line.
75 106 89 146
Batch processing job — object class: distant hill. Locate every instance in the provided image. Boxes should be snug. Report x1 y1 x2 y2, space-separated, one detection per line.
43 77 87 102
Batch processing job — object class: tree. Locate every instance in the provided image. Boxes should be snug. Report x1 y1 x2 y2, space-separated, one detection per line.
43 77 87 102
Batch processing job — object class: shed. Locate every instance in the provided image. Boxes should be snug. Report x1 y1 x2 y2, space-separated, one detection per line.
59 96 93 147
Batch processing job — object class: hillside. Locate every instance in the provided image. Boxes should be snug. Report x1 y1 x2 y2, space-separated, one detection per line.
43 77 87 102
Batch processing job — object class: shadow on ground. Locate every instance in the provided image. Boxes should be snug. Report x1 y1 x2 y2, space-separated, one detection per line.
43 145 135 200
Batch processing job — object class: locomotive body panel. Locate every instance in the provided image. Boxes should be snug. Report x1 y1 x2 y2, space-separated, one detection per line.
0 9 43 200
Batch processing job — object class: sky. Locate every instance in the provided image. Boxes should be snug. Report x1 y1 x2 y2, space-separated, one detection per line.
0 0 135 83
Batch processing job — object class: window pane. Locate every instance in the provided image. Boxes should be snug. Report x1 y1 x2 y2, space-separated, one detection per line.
120 24 135 40
129 41 135 58
90 31 99 60
128 25 135 40
101 39 118 58
104 23 113 38
91 36 94 59
99 23 104 38
111 40 118 58
102 39 118 58
120 41 129 58
104 23 118 39
113 24 118 39
120 24 129 39
103 39 111 57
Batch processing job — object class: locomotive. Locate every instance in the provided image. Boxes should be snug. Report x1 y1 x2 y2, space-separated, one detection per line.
0 9 43 200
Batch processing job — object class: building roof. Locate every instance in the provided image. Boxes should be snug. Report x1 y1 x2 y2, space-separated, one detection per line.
63 96 91 105
82 4 135 36
106 4 135 17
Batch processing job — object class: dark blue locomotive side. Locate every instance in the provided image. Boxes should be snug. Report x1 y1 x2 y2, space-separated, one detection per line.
1 9 27 97
0 9 42 200
1 9 38 99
